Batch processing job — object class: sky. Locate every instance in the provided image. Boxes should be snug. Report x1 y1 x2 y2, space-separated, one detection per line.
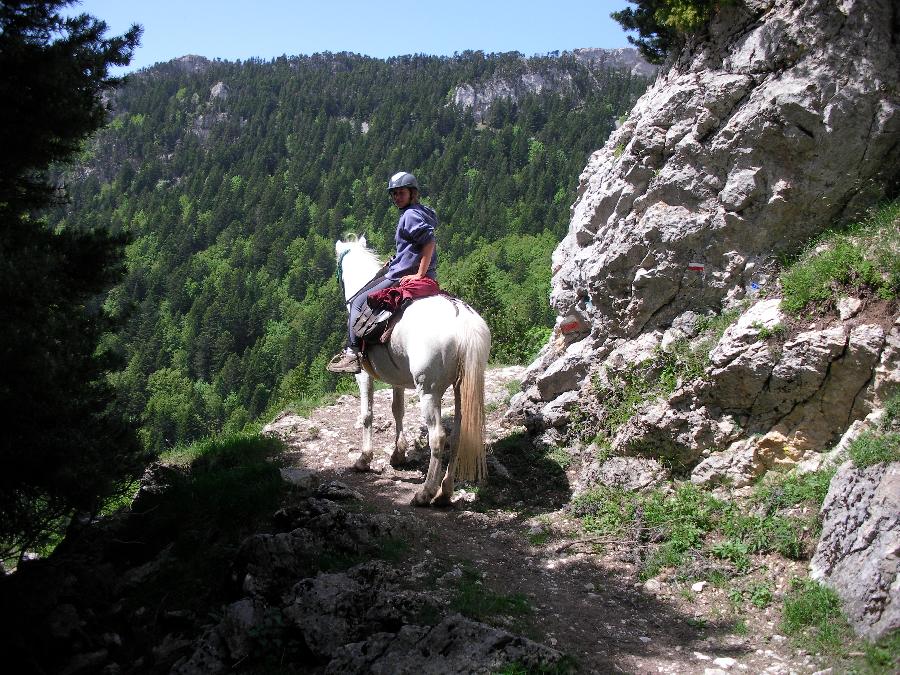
66 0 636 73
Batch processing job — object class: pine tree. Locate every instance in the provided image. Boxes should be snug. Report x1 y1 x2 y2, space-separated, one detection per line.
0 0 145 561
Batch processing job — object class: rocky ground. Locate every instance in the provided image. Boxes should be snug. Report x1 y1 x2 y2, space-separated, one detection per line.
262 365 836 675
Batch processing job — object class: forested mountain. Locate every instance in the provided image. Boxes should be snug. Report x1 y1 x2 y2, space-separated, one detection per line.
50 49 650 453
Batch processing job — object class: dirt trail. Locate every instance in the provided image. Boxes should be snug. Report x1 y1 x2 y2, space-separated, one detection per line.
268 367 825 674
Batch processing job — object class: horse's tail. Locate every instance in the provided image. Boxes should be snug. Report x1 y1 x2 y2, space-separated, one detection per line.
454 308 491 483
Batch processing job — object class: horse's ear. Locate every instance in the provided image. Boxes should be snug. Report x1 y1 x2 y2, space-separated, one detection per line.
358 234 366 248
335 239 350 254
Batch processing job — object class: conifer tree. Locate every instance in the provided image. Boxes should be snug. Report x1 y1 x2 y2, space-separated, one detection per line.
0 0 144 560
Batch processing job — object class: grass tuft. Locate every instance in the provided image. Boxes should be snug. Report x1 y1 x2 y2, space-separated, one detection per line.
848 431 900 468
782 578 849 652
779 200 900 314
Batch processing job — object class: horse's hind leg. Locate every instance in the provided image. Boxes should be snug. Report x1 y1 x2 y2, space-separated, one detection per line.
389 386 407 467
412 390 448 506
353 371 375 471
432 384 462 507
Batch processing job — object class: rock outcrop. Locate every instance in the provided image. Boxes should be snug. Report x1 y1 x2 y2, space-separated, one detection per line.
509 0 900 637
174 492 563 674
453 48 654 123
571 47 659 78
810 460 900 640
512 0 900 457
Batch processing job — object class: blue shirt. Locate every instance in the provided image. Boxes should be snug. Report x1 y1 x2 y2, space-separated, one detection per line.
386 203 438 280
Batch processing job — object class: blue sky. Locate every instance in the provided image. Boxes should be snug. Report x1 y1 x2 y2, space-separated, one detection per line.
67 1 635 73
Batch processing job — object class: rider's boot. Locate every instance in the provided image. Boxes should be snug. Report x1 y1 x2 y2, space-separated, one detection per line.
327 347 362 374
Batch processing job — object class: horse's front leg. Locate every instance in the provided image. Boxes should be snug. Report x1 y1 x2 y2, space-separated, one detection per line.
412 390 448 506
389 385 407 467
353 371 375 471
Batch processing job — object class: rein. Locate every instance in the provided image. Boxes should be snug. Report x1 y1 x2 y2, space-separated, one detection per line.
340 249 392 308
336 249 351 289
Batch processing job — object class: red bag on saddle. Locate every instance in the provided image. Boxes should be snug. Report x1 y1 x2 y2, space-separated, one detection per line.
366 277 440 312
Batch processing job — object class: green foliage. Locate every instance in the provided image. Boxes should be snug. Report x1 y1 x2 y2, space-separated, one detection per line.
843 390 900 469
745 580 774 609
571 483 723 579
781 580 900 670
779 200 900 314
109 433 286 623
157 433 286 525
440 233 558 364
492 660 576 675
49 50 650 453
546 447 574 470
611 0 732 64
782 578 850 653
862 631 900 673
848 430 900 468
720 511 812 560
751 467 835 512
0 0 145 562
571 475 831 582
710 539 751 572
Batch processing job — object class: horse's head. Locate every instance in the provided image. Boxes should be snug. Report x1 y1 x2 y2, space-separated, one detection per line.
335 234 382 301
335 233 366 258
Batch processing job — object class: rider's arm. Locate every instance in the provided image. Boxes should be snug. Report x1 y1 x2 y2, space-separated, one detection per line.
412 239 435 280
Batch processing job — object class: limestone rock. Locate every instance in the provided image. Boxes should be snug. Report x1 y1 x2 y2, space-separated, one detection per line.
706 299 784 410
284 561 437 659
578 455 669 493
691 438 759 488
612 401 727 466
810 461 900 640
525 0 900 422
209 81 229 100
325 613 563 674
539 391 580 428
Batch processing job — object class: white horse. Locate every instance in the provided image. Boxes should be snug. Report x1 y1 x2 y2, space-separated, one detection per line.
335 235 491 506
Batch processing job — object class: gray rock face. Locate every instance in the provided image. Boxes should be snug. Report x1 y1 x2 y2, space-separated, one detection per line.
576 455 669 494
326 613 563 675
452 48 654 123
810 461 900 640
173 492 562 674
571 47 658 78
454 69 574 123
519 0 900 412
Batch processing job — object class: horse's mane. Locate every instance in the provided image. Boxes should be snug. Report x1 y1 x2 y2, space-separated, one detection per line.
343 234 385 267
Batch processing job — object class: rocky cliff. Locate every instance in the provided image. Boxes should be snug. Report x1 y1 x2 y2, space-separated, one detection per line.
453 48 655 123
509 0 899 639
513 0 899 451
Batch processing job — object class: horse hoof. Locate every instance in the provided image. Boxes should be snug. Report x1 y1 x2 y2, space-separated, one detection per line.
353 458 371 472
389 452 406 468
411 490 433 507
431 491 453 507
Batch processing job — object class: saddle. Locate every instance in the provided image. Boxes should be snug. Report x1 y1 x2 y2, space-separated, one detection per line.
355 277 450 349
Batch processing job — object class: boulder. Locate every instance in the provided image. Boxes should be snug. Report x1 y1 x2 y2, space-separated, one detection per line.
810 460 900 640
325 613 563 675
578 455 669 493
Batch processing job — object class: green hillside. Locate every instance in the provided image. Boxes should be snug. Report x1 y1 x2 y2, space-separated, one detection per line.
51 50 649 453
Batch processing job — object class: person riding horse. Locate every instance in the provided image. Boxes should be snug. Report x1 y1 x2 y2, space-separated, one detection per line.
327 171 438 374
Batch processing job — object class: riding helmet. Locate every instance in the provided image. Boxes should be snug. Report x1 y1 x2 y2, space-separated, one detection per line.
387 171 418 192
